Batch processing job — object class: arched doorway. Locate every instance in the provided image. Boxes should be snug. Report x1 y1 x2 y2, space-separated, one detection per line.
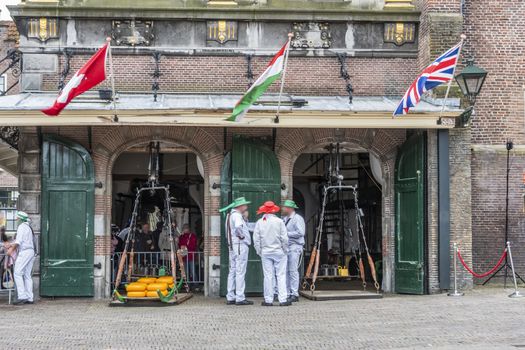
110 141 205 290
292 142 384 293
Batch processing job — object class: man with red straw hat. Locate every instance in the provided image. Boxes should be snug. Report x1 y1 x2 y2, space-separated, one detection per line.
253 201 290 306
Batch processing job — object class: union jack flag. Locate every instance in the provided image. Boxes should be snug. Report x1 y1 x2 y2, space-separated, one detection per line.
393 42 462 116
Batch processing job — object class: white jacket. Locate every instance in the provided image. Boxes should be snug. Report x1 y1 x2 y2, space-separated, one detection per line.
253 214 288 256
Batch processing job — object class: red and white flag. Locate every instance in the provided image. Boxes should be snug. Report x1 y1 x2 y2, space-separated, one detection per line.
42 43 109 116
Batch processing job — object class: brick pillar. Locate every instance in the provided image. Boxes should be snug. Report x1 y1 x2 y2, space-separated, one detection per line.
418 0 463 95
427 130 440 293
92 149 112 299
205 153 223 297
17 127 42 298
449 128 473 290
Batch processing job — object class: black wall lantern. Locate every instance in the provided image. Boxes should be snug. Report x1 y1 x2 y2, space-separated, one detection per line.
454 59 488 105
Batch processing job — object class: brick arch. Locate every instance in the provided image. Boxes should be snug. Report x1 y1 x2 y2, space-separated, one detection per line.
92 127 221 185
91 126 223 250
277 129 401 182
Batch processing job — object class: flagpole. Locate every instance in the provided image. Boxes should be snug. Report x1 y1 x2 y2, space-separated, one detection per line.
439 34 466 118
274 33 293 124
106 37 118 122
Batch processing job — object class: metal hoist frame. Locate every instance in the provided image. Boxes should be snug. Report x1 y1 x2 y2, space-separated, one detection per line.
301 143 380 294
112 142 189 304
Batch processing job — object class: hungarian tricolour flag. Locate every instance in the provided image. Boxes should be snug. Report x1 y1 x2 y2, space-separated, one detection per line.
42 43 109 116
227 42 288 122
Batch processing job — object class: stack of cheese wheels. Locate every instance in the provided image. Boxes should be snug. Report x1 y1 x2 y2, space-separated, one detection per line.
125 282 147 298
125 276 175 299
146 282 169 298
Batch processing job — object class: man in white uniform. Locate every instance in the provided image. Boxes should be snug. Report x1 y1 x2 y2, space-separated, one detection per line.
219 197 254 306
282 200 305 302
7 211 36 305
253 201 290 306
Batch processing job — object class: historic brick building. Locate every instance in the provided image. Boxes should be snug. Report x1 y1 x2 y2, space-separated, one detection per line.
462 1 525 283
0 0 519 299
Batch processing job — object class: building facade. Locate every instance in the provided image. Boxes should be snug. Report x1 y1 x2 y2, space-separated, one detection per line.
0 0 517 299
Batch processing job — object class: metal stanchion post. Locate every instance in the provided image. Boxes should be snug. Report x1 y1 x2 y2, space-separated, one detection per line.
507 241 523 298
448 242 464 297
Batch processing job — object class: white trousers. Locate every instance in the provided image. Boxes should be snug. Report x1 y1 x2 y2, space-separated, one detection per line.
287 246 302 297
262 253 287 303
226 244 249 302
14 249 35 302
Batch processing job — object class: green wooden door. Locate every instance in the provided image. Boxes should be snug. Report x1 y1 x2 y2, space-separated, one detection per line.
220 136 281 296
394 132 425 294
41 135 95 297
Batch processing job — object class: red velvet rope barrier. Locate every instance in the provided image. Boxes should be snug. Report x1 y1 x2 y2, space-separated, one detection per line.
457 248 507 278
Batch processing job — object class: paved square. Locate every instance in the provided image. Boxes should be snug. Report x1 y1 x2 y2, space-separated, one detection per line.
1 287 524 349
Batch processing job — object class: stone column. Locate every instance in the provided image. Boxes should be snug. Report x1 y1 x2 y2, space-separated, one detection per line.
17 127 42 298
381 155 396 293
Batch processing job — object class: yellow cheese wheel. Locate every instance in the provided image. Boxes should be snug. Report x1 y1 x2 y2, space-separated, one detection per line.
156 276 174 284
146 290 168 298
137 277 157 284
147 282 168 291
125 283 147 292
127 291 146 298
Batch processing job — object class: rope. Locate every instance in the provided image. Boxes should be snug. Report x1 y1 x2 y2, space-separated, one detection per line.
457 248 507 278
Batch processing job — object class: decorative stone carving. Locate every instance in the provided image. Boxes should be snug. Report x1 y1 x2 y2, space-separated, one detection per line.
28 18 59 42
0 127 19 150
291 22 331 49
207 21 238 44
111 20 154 46
384 23 416 46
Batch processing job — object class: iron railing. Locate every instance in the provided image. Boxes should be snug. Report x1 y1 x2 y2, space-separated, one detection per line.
110 251 204 287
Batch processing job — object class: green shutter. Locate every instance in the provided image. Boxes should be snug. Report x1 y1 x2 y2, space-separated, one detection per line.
394 132 425 294
220 136 281 296
41 135 95 297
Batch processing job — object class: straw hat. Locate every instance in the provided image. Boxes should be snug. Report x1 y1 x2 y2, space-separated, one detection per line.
282 199 299 209
256 201 280 215
219 197 251 213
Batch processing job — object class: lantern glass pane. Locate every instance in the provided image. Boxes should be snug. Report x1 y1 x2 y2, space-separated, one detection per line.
455 75 468 96
465 76 480 96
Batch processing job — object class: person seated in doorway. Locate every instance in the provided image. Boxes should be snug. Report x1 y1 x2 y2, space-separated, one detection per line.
178 224 198 284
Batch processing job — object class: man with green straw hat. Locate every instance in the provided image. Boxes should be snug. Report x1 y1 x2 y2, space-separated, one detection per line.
219 197 254 306
281 199 305 303
7 211 37 305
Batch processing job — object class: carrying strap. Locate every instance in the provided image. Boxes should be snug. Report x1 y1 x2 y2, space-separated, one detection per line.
226 213 233 250
29 225 38 256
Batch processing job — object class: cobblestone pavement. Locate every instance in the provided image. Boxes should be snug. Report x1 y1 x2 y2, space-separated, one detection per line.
1 287 524 349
